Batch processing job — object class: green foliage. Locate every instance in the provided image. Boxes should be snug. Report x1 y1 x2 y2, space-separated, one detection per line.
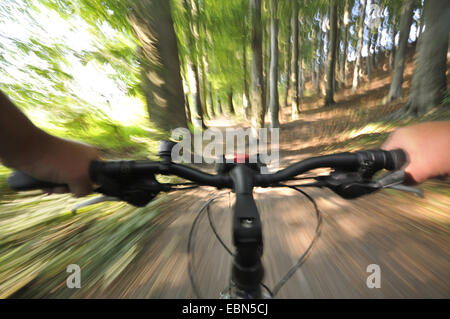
0 0 161 157
0 191 166 298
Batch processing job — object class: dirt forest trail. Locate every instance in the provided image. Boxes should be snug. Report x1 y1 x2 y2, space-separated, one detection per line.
87 179 450 298
86 57 450 298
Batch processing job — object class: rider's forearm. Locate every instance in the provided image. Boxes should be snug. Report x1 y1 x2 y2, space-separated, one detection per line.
0 90 52 169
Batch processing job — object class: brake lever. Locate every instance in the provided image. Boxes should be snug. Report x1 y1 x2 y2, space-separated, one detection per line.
72 195 120 214
315 169 423 199
386 184 424 197
71 181 175 214
72 182 173 214
370 169 405 188
371 170 424 197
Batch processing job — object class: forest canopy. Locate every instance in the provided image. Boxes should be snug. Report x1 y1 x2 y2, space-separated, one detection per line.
0 0 448 144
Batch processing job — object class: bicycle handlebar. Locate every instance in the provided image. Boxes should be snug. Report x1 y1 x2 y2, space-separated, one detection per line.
7 149 407 192
89 148 406 186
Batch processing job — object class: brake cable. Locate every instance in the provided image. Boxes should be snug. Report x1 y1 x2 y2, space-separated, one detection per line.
206 199 234 256
188 191 274 299
188 185 322 298
169 184 199 191
187 194 223 299
270 185 322 296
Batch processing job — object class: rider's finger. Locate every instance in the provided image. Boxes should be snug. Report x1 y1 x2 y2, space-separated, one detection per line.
52 186 70 194
43 188 53 195
69 181 93 198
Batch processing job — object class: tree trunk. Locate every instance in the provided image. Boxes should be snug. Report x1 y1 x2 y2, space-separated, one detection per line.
269 0 280 128
199 52 208 120
227 88 234 115
400 0 450 117
250 0 265 129
298 59 304 99
371 29 379 68
325 1 338 106
197 3 207 121
389 16 398 71
342 24 349 83
321 21 327 96
207 80 215 118
187 58 204 128
352 0 367 91
243 34 251 120
203 54 215 119
315 59 320 94
201 20 214 120
184 93 191 124
333 14 344 92
366 31 372 82
298 22 304 100
341 0 350 84
448 32 450 60
265 13 271 117
315 27 323 95
290 1 300 119
323 14 331 95
283 19 291 108
385 0 415 103
311 60 316 89
128 1 187 135
183 0 204 129
416 4 425 53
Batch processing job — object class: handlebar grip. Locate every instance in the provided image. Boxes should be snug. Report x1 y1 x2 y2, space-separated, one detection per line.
354 149 408 174
384 149 408 170
7 171 65 191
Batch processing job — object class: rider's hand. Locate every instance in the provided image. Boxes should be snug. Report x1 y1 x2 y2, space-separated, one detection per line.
13 132 99 197
382 121 450 184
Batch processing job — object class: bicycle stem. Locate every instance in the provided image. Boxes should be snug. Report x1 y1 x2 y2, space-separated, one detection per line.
229 165 264 298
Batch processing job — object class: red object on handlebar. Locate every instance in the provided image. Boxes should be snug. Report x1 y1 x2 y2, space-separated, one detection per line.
234 154 249 164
